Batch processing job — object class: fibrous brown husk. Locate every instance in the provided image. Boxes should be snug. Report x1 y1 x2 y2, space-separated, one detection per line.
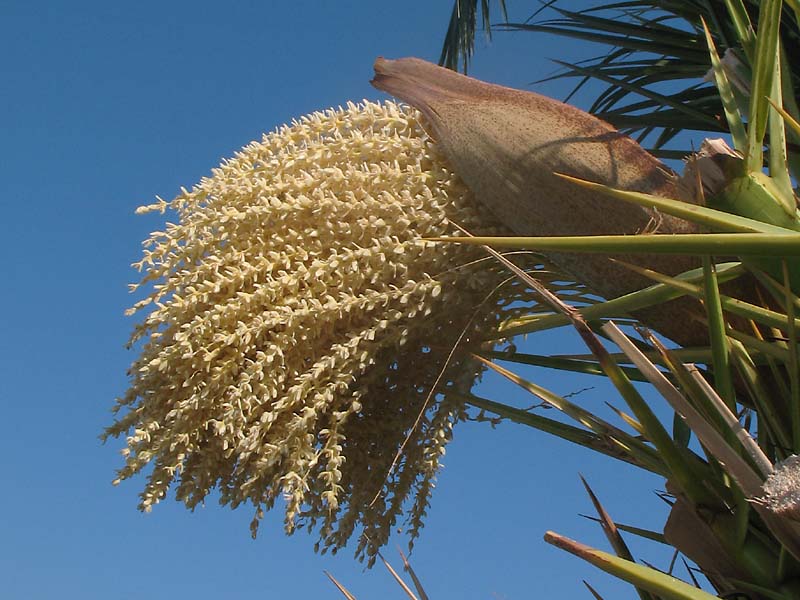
371 57 722 347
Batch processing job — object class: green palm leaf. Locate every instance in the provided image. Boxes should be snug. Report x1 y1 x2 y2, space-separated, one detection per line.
473 1 800 155
439 0 508 72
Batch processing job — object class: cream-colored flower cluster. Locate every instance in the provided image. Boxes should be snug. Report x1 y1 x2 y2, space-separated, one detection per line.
107 100 529 560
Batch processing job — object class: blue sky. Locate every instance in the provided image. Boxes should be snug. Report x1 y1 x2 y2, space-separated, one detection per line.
1 2 685 598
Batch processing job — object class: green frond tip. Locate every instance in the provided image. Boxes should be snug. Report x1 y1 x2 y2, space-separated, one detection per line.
428 233 800 256
700 258 736 408
746 0 784 172
498 262 745 339
495 1 800 155
439 0 508 72
398 550 430 600
544 532 722 600
378 553 420 600
580 476 656 600
554 173 796 235
701 17 747 150
325 571 358 600
769 98 800 137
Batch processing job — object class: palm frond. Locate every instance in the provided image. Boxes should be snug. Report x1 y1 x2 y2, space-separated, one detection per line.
439 0 508 72
501 1 800 153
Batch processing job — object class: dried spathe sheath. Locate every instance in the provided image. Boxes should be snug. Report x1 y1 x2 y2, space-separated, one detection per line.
372 57 710 348
108 100 531 560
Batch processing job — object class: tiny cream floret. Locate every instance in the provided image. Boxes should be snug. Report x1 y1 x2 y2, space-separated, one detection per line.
107 100 526 560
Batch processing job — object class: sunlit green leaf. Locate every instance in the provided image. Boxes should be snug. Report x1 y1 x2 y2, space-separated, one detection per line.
555 174 794 234
746 0 783 171
545 532 723 600
701 258 736 408
702 17 747 149
432 233 800 256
